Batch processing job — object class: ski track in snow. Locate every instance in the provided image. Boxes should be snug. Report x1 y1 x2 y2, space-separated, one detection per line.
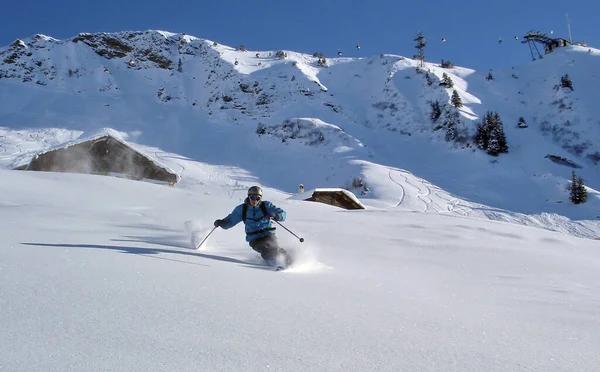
387 168 405 208
388 168 473 216
389 168 429 212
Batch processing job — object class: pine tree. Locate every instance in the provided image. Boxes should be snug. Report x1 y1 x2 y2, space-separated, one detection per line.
441 59 454 68
494 113 508 151
517 116 527 128
317 53 327 67
440 73 454 88
578 176 588 203
451 90 463 108
475 113 492 150
486 112 508 156
177 58 183 73
486 72 494 81
475 111 491 150
560 74 573 90
475 123 487 150
444 107 458 142
414 32 426 68
430 101 441 122
570 171 587 204
425 72 434 86
475 111 508 155
570 171 580 203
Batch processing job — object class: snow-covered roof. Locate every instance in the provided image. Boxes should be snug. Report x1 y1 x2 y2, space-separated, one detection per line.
288 187 366 209
30 128 181 183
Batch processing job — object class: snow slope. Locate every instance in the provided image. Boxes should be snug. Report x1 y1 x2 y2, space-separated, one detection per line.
1 169 599 372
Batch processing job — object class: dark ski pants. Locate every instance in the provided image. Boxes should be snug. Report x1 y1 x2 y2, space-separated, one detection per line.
249 235 291 265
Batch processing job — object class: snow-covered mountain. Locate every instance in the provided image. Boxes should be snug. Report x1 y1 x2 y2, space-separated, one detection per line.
0 30 599 237
2 31 600 371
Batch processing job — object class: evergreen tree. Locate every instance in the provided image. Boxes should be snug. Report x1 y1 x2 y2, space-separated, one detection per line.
487 125 503 156
177 58 183 73
475 111 508 155
451 90 463 108
560 74 574 90
440 73 454 88
475 122 488 150
444 107 458 142
570 171 580 203
578 176 588 203
317 56 328 67
570 171 588 204
425 72 434 86
413 32 426 68
441 59 454 68
430 101 441 122
486 112 508 156
475 113 492 150
486 72 494 81
517 116 527 128
315 52 327 67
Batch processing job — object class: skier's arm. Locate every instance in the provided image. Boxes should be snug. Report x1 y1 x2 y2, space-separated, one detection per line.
264 201 286 222
221 204 244 229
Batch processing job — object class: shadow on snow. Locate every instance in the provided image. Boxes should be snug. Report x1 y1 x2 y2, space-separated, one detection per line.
20 242 270 270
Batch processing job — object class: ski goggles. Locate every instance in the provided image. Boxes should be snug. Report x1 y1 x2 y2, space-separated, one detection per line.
249 195 261 201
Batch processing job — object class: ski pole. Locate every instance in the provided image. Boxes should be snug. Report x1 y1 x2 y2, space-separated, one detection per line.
273 219 304 242
196 226 218 249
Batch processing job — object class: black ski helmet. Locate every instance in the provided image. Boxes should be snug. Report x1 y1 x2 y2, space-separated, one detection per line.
248 186 263 197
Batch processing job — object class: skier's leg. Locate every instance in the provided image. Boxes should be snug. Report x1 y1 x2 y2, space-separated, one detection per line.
250 235 289 266
262 235 293 267
249 236 277 265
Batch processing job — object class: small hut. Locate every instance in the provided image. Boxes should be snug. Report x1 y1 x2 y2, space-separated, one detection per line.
291 188 365 210
15 131 179 185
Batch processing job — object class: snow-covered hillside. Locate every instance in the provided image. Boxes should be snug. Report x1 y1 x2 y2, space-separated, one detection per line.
0 30 599 238
2 169 599 372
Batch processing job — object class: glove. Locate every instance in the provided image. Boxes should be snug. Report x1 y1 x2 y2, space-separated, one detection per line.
269 213 281 222
214 219 225 227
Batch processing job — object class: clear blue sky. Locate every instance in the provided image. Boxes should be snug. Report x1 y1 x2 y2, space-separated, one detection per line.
1 0 597 71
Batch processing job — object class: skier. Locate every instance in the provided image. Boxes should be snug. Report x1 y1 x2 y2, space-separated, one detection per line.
213 186 292 268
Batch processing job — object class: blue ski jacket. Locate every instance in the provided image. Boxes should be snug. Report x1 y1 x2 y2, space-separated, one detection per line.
220 199 286 242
